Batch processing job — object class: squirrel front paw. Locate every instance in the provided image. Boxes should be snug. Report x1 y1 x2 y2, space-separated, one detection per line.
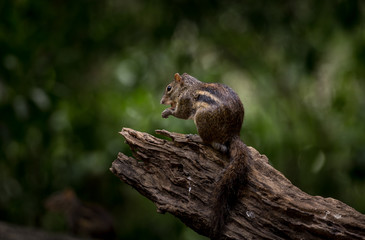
162 109 172 118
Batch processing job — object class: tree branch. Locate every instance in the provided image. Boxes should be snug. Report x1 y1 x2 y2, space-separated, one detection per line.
110 128 365 240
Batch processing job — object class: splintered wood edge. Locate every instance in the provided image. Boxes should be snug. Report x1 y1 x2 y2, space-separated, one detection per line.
120 128 186 143
156 129 205 144
154 129 174 139
119 127 146 141
112 128 217 232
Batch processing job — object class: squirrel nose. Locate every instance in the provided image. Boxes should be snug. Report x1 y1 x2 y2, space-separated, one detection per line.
160 97 167 105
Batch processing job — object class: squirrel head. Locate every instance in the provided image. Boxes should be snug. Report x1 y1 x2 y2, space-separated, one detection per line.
160 73 201 107
160 73 185 108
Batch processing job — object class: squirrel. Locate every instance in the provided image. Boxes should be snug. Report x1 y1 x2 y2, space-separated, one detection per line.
44 188 116 240
160 73 251 239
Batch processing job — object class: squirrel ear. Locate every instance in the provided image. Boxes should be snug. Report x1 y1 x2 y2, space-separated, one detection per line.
174 73 182 83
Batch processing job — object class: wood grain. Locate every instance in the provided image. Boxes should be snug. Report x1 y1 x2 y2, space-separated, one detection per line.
110 128 365 240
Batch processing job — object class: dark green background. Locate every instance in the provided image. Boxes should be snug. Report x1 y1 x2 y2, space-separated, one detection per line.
1 1 364 239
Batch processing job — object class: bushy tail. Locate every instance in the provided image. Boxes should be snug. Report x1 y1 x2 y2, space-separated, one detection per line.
211 136 250 240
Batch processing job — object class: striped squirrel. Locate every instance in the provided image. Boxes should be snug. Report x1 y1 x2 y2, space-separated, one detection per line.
160 73 251 239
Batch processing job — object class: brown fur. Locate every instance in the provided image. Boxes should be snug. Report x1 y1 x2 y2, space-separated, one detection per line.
161 73 251 239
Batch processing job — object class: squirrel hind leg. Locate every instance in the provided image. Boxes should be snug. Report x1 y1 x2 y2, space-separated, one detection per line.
211 142 228 153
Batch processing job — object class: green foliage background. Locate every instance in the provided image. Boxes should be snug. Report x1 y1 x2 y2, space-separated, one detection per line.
1 1 364 239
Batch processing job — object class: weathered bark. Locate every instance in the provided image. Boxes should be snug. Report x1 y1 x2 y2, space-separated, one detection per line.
110 128 365 240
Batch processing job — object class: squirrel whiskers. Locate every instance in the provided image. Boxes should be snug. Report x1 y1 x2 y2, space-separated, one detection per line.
161 73 251 239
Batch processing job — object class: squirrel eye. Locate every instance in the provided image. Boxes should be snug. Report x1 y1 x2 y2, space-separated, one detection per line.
167 85 172 92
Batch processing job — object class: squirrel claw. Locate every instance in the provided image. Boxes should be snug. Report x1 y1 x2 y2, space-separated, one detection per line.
186 134 203 143
161 109 171 118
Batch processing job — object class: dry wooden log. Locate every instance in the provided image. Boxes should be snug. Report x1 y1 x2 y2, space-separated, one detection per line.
110 128 365 240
